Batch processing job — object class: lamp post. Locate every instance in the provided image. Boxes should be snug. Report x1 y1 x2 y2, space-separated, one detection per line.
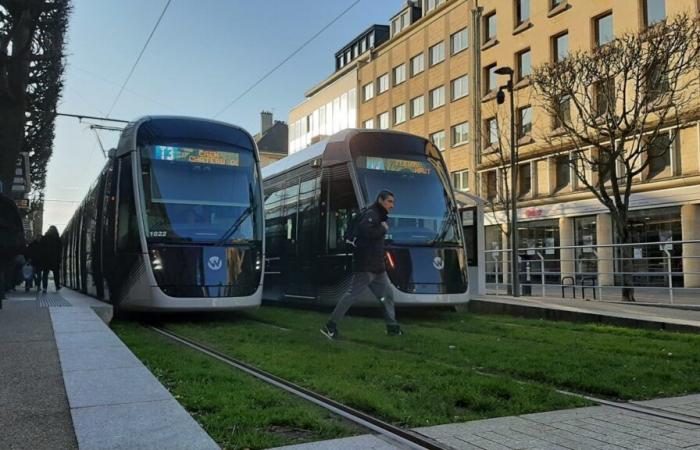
495 66 519 297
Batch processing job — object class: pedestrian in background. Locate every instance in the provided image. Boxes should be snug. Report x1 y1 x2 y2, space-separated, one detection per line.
321 190 402 340
37 225 62 293
0 190 26 304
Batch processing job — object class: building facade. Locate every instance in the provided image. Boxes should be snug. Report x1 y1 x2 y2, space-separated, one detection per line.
475 0 700 288
254 111 288 167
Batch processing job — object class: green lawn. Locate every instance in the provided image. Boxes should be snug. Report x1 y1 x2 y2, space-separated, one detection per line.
112 322 362 450
157 312 589 428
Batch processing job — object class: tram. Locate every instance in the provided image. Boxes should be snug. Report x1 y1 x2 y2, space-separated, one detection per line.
61 116 264 311
261 129 468 306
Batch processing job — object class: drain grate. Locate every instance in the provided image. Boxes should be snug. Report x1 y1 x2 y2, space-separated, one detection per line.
37 292 72 307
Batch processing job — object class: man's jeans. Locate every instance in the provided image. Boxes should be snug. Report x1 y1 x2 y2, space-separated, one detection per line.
329 271 398 326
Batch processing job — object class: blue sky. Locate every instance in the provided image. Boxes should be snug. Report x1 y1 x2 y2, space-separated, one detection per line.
45 0 402 230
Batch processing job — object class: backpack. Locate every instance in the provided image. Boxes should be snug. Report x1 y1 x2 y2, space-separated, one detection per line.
22 263 34 282
344 207 368 249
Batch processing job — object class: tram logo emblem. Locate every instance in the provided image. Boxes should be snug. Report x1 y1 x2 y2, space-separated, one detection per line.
207 256 223 271
432 256 444 270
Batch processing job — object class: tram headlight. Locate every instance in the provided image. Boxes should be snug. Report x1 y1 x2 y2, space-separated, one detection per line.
150 250 163 271
255 252 262 272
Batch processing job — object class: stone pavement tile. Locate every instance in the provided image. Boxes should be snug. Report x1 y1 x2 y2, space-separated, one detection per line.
55 329 123 349
268 434 400 450
63 366 171 408
0 410 77 450
432 435 487 450
57 343 142 372
51 316 112 333
71 399 218 450
635 394 700 408
520 406 603 425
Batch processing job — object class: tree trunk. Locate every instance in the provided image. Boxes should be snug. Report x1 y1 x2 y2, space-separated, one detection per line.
0 105 27 193
619 228 636 302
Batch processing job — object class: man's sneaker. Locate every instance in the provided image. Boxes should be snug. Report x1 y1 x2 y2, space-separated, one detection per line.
320 323 338 340
387 325 403 336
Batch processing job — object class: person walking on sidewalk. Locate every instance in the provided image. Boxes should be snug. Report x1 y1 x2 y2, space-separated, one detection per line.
321 190 402 340
37 226 62 293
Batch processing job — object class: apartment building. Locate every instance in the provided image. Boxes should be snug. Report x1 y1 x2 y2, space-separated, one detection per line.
357 0 474 193
476 0 700 287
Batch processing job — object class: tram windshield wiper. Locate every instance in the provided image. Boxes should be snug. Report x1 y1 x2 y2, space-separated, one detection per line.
215 205 254 246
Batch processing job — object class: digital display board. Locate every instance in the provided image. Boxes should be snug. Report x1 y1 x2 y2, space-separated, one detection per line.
152 145 239 166
362 156 431 175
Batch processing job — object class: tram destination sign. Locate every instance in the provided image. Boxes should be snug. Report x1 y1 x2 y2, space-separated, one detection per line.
363 156 431 174
152 145 240 167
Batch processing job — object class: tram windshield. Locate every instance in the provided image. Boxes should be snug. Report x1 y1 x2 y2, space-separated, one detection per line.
140 144 261 244
354 153 460 245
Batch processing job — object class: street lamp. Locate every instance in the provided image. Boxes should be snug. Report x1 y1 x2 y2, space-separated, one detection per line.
495 66 520 297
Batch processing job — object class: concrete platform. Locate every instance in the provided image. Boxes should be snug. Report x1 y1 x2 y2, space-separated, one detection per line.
467 295 700 333
0 289 220 450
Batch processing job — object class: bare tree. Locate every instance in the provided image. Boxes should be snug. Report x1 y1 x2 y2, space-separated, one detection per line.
531 14 700 301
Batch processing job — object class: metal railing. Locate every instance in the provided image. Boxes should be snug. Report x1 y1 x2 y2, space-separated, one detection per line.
484 239 700 306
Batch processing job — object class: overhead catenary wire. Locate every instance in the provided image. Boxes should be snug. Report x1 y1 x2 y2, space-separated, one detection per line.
213 0 363 119
106 0 172 117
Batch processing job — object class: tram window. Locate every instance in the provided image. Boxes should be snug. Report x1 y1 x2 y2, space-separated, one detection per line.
116 156 140 252
297 177 321 255
327 177 357 251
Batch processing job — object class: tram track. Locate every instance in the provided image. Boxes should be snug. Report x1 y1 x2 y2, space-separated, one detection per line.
150 322 700 449
149 325 457 450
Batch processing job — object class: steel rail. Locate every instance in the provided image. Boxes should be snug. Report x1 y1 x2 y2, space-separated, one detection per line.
149 325 455 450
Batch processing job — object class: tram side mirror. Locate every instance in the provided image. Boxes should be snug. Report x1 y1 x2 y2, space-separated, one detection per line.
311 158 322 168
108 148 117 159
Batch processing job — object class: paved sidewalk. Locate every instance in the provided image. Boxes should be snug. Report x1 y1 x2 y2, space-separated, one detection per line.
0 294 78 450
468 295 700 333
272 394 700 450
0 289 219 450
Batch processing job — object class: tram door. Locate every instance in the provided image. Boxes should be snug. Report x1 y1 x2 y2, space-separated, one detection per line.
283 175 321 300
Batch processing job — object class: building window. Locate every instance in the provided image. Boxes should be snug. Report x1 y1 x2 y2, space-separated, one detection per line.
647 134 672 178
486 117 499 147
410 53 424 76
452 170 469 191
519 162 531 197
369 32 375 48
363 118 374 129
378 112 389 129
451 28 468 55
362 82 374 102
451 122 469 146
550 0 563 9
644 0 666 27
484 11 497 43
516 0 530 25
485 170 498 201
552 31 569 62
595 12 613 46
517 48 531 81
485 63 498 94
555 155 570 191
430 130 446 151
360 39 367 53
595 78 613 116
393 64 406 86
646 64 669 102
411 95 424 118
393 104 406 125
517 105 532 138
429 86 445 110
554 95 571 128
451 74 469 101
429 41 445 66
377 73 389 94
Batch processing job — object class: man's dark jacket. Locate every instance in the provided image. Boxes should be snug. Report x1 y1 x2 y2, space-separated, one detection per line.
353 202 388 273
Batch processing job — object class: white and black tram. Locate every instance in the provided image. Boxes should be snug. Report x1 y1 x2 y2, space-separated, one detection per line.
61 116 265 311
261 129 468 306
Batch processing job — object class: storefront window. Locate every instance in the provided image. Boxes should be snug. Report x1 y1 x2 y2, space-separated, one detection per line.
485 225 504 283
574 216 597 276
616 206 682 286
517 219 560 284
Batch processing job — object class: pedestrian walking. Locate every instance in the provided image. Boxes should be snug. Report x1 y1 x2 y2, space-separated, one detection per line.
24 239 41 291
37 226 62 293
321 190 402 340
0 190 26 305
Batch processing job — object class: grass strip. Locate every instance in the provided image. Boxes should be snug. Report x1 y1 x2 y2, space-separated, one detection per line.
248 307 700 400
112 321 362 450
159 314 589 428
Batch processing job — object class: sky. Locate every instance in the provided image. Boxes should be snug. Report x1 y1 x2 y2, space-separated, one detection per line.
44 0 402 231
